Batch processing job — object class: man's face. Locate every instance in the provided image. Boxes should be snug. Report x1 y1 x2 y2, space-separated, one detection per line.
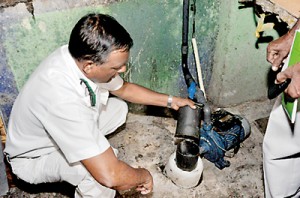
88 50 129 83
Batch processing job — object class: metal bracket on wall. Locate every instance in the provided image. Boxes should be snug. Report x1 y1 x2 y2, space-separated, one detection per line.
0 110 9 196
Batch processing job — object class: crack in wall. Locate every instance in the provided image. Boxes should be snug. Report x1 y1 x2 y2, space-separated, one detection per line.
0 0 34 17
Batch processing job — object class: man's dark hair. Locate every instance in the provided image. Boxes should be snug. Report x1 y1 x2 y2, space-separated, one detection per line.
68 13 133 64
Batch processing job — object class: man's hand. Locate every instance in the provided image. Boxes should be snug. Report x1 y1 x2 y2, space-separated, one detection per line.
135 169 153 195
276 62 300 99
170 97 196 110
267 33 294 71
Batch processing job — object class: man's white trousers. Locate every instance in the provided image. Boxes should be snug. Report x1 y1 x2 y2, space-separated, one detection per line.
263 97 300 197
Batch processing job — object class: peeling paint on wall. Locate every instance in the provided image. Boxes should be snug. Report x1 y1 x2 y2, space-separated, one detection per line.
3 0 219 92
0 0 220 119
209 0 278 106
0 0 34 16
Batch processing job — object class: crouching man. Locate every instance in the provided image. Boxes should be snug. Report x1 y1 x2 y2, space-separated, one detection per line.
4 13 195 197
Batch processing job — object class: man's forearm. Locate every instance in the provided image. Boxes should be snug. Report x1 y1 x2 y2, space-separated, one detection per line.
112 81 169 107
82 147 152 192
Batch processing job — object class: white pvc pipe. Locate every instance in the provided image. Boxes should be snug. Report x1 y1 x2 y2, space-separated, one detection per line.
192 37 206 99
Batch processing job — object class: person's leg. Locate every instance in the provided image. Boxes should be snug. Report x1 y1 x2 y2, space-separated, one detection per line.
98 97 128 135
263 97 300 197
8 99 127 197
264 154 300 197
10 150 115 198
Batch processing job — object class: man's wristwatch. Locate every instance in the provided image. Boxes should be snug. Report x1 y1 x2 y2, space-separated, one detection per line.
167 95 173 108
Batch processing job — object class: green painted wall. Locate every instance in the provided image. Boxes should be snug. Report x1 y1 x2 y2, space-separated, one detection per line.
3 0 219 97
2 0 278 108
208 0 279 106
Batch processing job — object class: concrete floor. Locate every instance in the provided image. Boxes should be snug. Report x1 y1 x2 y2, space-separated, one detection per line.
2 99 275 198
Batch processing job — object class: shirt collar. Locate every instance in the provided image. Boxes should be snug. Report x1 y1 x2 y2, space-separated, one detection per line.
62 45 109 106
62 45 98 92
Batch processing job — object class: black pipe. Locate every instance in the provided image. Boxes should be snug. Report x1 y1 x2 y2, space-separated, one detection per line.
175 105 201 142
182 0 189 62
174 1 201 173
176 139 200 171
182 0 195 88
